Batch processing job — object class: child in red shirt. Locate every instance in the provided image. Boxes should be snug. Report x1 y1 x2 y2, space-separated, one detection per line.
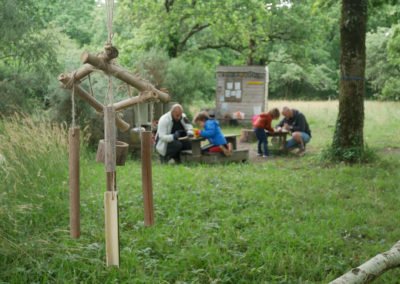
253 108 280 157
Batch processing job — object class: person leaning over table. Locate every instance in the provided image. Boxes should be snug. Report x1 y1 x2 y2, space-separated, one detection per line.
155 104 193 164
253 108 280 157
275 106 311 156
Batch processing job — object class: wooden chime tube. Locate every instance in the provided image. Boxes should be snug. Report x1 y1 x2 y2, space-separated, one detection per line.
69 127 80 238
103 105 119 267
141 131 155 226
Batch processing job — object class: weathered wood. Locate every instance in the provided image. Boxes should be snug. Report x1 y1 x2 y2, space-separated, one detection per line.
240 129 257 142
74 64 95 81
104 106 117 173
181 149 249 164
104 191 119 267
96 140 129 166
106 172 116 192
141 131 155 226
81 51 170 104
329 240 400 284
58 74 130 132
69 127 80 239
224 134 239 150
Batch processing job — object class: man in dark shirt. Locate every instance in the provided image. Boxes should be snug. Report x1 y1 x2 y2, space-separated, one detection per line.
276 106 311 156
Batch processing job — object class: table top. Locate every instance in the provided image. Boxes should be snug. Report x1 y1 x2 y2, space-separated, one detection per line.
267 130 289 136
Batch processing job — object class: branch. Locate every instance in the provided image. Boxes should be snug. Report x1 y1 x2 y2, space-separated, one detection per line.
164 0 174 12
198 43 244 54
329 240 400 284
0 54 17 60
177 23 211 53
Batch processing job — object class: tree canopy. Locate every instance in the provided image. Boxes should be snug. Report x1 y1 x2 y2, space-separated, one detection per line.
1 0 399 116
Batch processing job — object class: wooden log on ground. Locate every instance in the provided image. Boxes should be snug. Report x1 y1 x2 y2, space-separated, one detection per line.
58 74 130 132
141 131 155 226
69 127 80 239
81 51 170 104
329 240 400 284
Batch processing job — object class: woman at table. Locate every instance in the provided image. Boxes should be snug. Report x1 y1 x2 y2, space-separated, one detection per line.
193 111 232 156
253 108 280 157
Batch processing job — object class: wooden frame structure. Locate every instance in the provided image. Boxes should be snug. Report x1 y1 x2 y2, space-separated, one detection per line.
59 46 170 266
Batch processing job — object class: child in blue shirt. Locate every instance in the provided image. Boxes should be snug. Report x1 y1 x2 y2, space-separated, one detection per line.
193 111 232 155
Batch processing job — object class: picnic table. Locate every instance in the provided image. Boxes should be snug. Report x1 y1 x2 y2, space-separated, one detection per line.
240 128 289 150
180 134 248 163
268 131 289 150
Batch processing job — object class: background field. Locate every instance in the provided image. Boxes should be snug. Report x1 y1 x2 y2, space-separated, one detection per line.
1 101 400 283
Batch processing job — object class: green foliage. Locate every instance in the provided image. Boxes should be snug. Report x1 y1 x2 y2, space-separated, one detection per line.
319 144 377 164
366 27 400 100
164 57 215 107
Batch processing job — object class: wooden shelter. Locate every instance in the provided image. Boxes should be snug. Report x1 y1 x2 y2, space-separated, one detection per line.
215 66 269 124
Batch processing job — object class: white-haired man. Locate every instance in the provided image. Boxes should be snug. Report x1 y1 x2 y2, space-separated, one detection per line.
155 104 194 163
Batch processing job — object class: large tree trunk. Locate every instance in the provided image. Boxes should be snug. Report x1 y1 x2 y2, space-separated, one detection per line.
333 0 367 153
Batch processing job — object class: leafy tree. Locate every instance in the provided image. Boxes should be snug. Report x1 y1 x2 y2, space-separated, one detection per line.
0 0 60 115
366 27 400 100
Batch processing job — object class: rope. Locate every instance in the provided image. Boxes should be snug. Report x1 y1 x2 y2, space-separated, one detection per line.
88 74 95 97
71 84 76 129
105 0 115 45
150 102 155 131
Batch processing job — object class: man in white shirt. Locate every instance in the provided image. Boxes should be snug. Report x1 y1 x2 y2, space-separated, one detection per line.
155 104 194 163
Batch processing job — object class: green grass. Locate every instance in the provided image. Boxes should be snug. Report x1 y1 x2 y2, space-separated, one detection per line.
1 101 400 283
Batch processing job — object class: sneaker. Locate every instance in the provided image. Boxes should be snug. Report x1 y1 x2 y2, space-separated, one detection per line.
257 153 263 156
263 153 274 157
297 149 306 156
220 145 232 156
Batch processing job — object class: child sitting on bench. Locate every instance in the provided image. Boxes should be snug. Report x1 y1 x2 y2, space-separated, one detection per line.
193 111 232 156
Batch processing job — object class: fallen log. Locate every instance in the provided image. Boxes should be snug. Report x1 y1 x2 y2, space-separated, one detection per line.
329 240 400 283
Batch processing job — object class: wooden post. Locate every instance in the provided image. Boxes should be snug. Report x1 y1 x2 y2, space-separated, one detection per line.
141 131 155 226
69 127 80 238
103 105 119 266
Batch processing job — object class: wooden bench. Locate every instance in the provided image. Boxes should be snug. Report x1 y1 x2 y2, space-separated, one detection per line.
180 134 248 164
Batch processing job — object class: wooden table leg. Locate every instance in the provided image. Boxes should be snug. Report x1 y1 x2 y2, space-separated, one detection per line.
192 140 201 156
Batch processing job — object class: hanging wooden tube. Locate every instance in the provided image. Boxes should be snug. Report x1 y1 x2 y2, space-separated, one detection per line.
69 127 80 239
103 105 119 267
141 131 155 226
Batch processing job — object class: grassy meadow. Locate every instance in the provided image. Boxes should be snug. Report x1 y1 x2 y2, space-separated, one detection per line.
1 101 400 283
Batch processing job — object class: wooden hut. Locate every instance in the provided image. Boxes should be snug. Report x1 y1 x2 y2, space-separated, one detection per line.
215 66 269 124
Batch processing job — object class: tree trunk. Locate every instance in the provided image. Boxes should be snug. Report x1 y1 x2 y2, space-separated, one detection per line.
246 38 255 66
333 0 367 153
329 241 400 283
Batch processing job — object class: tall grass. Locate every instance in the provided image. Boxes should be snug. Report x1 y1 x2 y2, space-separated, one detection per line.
0 114 72 282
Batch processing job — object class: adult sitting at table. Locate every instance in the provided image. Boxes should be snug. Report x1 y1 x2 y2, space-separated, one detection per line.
276 106 311 156
155 104 194 163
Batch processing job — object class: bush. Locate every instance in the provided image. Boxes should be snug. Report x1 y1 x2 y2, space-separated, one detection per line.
318 144 377 164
